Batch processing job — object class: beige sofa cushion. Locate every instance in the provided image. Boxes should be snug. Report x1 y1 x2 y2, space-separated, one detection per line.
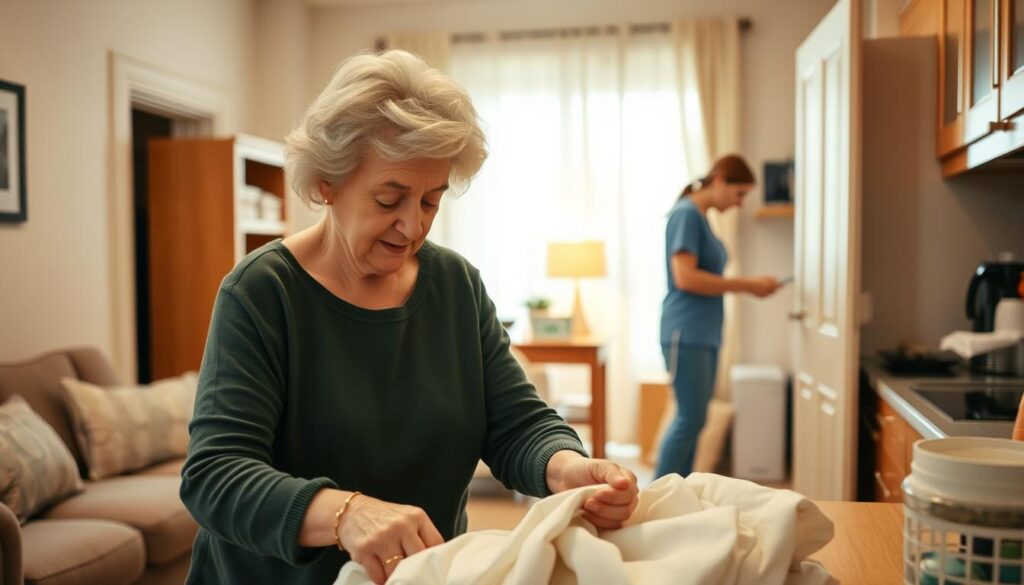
0 396 83 523
43 475 197 566
135 457 185 477
22 518 145 585
61 374 197 479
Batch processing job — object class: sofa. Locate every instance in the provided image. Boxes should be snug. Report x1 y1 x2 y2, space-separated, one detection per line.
0 348 196 585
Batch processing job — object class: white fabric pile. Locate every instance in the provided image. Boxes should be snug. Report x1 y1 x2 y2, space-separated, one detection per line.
333 473 836 585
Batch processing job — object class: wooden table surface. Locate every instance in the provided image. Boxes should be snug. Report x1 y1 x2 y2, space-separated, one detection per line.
811 501 904 584
512 337 609 458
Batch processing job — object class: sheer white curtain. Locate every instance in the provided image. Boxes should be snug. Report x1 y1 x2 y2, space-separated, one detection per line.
436 30 692 442
673 19 742 400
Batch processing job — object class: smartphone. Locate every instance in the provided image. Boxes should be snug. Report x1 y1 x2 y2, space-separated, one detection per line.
778 275 794 286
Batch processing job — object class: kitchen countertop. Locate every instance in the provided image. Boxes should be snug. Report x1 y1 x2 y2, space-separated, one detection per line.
810 501 903 584
861 357 1020 439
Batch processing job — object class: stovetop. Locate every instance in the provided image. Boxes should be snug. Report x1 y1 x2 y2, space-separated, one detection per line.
913 384 1023 422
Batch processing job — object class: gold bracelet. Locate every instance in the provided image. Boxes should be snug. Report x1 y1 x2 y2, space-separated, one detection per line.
332 491 361 552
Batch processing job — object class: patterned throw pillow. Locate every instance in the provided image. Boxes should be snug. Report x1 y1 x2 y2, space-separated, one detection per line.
61 373 198 480
0 395 84 523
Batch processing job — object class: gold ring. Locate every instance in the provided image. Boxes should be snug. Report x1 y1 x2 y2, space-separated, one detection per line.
383 554 403 566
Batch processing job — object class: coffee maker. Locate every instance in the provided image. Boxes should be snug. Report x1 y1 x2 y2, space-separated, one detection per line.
966 255 1024 374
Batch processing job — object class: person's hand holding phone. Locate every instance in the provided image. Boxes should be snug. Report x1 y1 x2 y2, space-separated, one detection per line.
745 276 782 298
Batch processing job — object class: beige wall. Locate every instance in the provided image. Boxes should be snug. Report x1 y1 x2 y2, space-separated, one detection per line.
0 0 255 367
303 0 837 376
860 38 1024 354
295 0 836 443
250 0 316 232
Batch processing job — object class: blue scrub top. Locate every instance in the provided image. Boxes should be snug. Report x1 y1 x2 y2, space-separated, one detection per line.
660 197 728 347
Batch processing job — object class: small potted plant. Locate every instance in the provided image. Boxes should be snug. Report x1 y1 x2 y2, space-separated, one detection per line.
524 296 551 318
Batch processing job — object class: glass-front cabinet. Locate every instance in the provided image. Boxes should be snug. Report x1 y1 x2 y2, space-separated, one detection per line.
938 0 967 155
1001 0 1024 117
964 0 1001 144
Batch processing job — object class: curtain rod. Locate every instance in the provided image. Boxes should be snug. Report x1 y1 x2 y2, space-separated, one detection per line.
375 18 751 50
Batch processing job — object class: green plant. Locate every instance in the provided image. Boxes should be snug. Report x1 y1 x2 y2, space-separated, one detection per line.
524 297 551 311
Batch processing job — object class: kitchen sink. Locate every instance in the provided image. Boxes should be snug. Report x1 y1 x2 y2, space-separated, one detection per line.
911 384 1023 422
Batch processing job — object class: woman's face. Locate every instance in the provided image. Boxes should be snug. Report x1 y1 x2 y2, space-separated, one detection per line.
711 178 753 211
321 150 450 277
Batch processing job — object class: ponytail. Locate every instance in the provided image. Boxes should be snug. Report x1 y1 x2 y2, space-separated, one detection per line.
680 176 709 198
677 154 755 201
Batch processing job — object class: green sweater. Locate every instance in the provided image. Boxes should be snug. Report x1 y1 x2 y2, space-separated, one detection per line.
180 240 587 584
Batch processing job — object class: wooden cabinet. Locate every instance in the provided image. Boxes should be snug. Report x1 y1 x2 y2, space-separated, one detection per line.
147 135 287 380
1001 0 1024 117
915 0 1024 173
900 0 940 36
964 0 1001 144
870 398 924 503
938 0 968 156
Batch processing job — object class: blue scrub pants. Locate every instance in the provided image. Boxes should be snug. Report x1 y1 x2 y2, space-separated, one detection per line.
654 341 719 479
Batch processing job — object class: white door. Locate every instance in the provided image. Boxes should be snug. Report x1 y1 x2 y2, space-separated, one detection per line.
792 0 862 501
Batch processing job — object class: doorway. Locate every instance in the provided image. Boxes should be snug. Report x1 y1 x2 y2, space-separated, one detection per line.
110 52 227 382
131 109 172 383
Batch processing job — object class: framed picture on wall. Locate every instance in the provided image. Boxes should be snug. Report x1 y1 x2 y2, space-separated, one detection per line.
0 79 26 223
763 160 794 205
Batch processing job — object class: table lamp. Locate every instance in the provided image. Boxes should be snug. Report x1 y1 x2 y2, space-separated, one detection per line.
546 240 606 337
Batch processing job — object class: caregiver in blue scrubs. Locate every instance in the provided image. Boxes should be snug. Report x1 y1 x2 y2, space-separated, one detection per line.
656 154 781 479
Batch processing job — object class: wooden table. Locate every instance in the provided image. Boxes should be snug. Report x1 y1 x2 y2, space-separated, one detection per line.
811 501 904 584
512 337 609 459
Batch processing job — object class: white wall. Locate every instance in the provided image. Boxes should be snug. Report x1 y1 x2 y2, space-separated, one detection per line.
298 0 835 442
0 0 255 366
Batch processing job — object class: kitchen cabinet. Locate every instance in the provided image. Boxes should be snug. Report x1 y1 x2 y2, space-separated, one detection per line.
916 0 1024 173
869 397 924 503
1001 0 1024 118
938 0 968 156
900 0 940 36
964 0 1001 144
147 135 288 380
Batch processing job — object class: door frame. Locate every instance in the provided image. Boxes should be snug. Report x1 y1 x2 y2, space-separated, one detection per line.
109 52 228 382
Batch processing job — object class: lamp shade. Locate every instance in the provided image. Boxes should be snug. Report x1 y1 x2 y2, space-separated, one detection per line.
546 241 607 278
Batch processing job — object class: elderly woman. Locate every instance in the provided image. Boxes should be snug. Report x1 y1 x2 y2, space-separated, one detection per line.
180 50 639 585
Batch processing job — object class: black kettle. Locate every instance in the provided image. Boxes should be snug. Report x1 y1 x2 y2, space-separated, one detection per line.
966 258 1024 332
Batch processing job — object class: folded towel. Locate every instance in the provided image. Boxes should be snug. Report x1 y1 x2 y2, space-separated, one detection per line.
940 330 1023 359
333 473 836 585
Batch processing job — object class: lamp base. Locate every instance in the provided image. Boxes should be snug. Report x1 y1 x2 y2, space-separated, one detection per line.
571 280 590 337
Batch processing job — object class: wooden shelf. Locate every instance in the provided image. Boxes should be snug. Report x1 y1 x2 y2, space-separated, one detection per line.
756 204 795 219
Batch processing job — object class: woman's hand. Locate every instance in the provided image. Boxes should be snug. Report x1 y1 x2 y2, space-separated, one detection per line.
337 494 444 584
744 276 781 298
546 450 639 530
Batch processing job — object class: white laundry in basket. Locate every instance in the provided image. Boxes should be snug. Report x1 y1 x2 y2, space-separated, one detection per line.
333 473 836 585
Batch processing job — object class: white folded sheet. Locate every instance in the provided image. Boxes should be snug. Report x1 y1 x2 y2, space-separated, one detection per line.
940 330 1023 359
333 473 836 585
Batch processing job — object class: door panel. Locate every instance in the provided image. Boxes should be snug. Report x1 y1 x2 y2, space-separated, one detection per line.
822 50 842 335
799 66 823 331
793 0 861 501
794 373 819 496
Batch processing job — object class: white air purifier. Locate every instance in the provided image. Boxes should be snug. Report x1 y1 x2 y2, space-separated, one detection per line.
730 364 787 482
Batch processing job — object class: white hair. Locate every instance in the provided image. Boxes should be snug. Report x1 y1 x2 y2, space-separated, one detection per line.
285 50 487 206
